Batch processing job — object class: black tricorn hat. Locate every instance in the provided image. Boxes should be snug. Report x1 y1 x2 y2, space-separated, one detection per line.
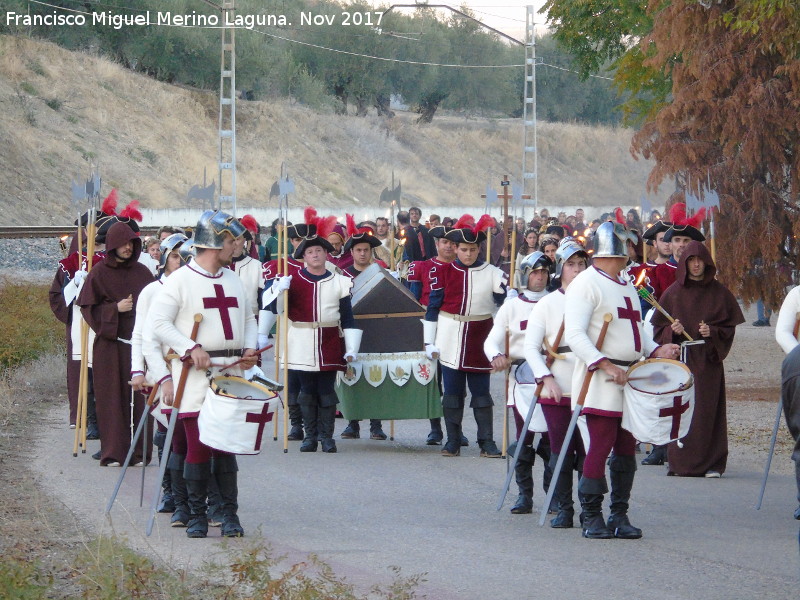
642 219 673 244
429 225 453 239
444 214 494 245
293 235 335 259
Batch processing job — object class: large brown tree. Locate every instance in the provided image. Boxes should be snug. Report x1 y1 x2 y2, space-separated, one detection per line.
630 0 800 308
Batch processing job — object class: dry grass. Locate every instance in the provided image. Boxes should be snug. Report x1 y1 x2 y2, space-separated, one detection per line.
0 33 668 225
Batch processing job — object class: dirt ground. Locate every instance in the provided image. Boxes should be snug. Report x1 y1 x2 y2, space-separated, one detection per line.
0 301 794 595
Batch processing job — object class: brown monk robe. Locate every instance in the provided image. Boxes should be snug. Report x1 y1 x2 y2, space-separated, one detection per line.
78 222 154 466
652 241 744 476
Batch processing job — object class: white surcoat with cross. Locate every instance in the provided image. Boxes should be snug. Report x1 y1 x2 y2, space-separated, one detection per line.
565 266 659 416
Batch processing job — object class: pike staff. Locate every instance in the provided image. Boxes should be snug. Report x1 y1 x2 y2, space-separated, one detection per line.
538 313 613 526
281 183 290 454
146 314 202 537
272 201 284 442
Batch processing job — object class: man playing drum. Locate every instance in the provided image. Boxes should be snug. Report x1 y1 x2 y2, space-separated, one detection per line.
565 220 679 539
150 211 258 538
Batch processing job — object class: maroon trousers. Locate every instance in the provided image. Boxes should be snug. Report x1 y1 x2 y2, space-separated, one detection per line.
541 403 585 458
583 414 636 479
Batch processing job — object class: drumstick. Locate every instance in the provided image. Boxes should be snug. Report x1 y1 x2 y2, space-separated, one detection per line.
212 345 274 371
605 371 669 385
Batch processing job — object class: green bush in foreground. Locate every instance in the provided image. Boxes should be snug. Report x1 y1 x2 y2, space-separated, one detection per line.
0 281 61 370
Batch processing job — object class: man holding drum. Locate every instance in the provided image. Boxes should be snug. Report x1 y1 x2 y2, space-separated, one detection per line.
565 220 679 539
150 210 258 539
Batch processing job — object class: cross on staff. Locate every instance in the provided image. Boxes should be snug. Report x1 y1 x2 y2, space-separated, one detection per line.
481 175 531 268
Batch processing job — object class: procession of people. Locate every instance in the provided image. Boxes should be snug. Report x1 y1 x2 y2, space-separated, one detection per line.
48 192 800 544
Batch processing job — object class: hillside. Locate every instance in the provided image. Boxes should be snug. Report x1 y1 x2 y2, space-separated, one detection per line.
0 34 668 225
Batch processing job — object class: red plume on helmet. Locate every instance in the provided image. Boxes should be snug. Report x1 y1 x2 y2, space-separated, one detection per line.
669 202 706 228
454 214 476 229
120 200 142 222
101 189 119 216
240 214 259 234
614 207 626 225
472 214 494 235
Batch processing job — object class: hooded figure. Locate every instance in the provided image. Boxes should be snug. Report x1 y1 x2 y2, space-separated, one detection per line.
652 241 744 476
78 222 154 466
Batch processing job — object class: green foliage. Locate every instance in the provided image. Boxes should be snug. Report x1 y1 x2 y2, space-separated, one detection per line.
19 81 37 95
44 97 62 111
0 282 60 370
0 556 49 600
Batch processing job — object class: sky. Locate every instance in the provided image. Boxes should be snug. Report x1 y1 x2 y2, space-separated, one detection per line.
371 1 550 42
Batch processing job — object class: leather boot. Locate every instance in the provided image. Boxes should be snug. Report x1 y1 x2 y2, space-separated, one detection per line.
184 462 211 538
641 444 667 466
536 436 556 512
472 401 501 458
154 429 174 513
427 418 443 445
341 420 360 439
607 455 642 539
794 461 800 520
369 419 387 440
508 442 534 514
86 387 100 440
206 476 224 527
319 395 338 453
213 455 244 537
578 476 613 539
168 453 190 527
441 396 463 456
549 453 575 528
288 401 304 441
299 392 318 452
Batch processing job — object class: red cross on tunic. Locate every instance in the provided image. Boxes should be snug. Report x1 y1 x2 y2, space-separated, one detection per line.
245 402 274 451
617 296 642 352
659 395 689 440
203 284 239 340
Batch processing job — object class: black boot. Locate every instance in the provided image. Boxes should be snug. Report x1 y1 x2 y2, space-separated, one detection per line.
427 418 443 445
206 476 224 527
369 419 387 440
641 444 667 466
213 455 244 537
169 453 190 527
184 462 211 538
441 396 463 456
319 395 338 453
86 388 100 440
536 436 556 512
549 453 575 528
154 429 174 513
607 455 642 539
472 400 501 458
578 476 613 539
287 402 304 441
341 420 360 439
299 393 318 452
508 442 534 514
794 461 800 520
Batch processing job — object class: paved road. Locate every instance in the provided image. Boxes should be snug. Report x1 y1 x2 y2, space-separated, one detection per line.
35 370 798 599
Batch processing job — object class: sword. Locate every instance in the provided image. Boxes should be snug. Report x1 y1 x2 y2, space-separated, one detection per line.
105 382 160 514
539 313 613 527
496 320 565 510
146 313 203 536
755 397 784 510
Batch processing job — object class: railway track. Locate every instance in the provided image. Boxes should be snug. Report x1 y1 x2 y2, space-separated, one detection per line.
0 226 161 239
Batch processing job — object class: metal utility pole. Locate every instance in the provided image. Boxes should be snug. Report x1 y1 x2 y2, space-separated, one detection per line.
217 0 237 214
521 5 538 218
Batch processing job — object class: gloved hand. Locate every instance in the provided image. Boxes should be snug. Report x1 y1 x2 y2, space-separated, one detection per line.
274 275 292 293
72 269 88 287
425 344 440 360
344 352 358 363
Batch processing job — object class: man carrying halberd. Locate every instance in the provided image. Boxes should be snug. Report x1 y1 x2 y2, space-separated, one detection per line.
150 210 258 539
565 219 679 539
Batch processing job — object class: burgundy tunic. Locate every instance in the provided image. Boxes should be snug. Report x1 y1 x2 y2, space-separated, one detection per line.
652 242 744 476
407 257 446 306
78 223 154 465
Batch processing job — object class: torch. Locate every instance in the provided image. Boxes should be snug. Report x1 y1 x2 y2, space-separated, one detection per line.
634 270 693 342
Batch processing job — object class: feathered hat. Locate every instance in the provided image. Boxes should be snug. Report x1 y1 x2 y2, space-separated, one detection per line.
343 214 381 253
95 190 143 243
445 214 494 245
663 202 706 242
292 206 337 259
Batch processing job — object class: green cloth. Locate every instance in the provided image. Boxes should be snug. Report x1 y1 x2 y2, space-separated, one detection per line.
336 377 442 420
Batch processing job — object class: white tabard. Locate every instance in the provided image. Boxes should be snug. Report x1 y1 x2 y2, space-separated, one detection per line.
150 263 257 416
776 285 800 354
565 266 659 416
231 255 264 315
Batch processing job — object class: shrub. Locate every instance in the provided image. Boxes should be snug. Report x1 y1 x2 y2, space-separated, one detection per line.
0 281 61 370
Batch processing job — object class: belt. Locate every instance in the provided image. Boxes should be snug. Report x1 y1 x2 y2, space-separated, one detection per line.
117 337 131 345
292 320 340 329
556 345 571 353
439 311 492 322
511 359 525 367
206 349 242 358
608 358 640 367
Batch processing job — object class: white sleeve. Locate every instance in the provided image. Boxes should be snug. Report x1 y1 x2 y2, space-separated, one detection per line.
564 279 604 366
493 265 509 294
243 298 258 349
483 302 509 361
149 280 195 357
524 302 550 379
142 318 170 383
776 287 800 354
130 284 154 374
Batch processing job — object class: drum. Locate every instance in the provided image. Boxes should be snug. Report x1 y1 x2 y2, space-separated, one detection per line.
622 359 694 445
198 376 282 455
